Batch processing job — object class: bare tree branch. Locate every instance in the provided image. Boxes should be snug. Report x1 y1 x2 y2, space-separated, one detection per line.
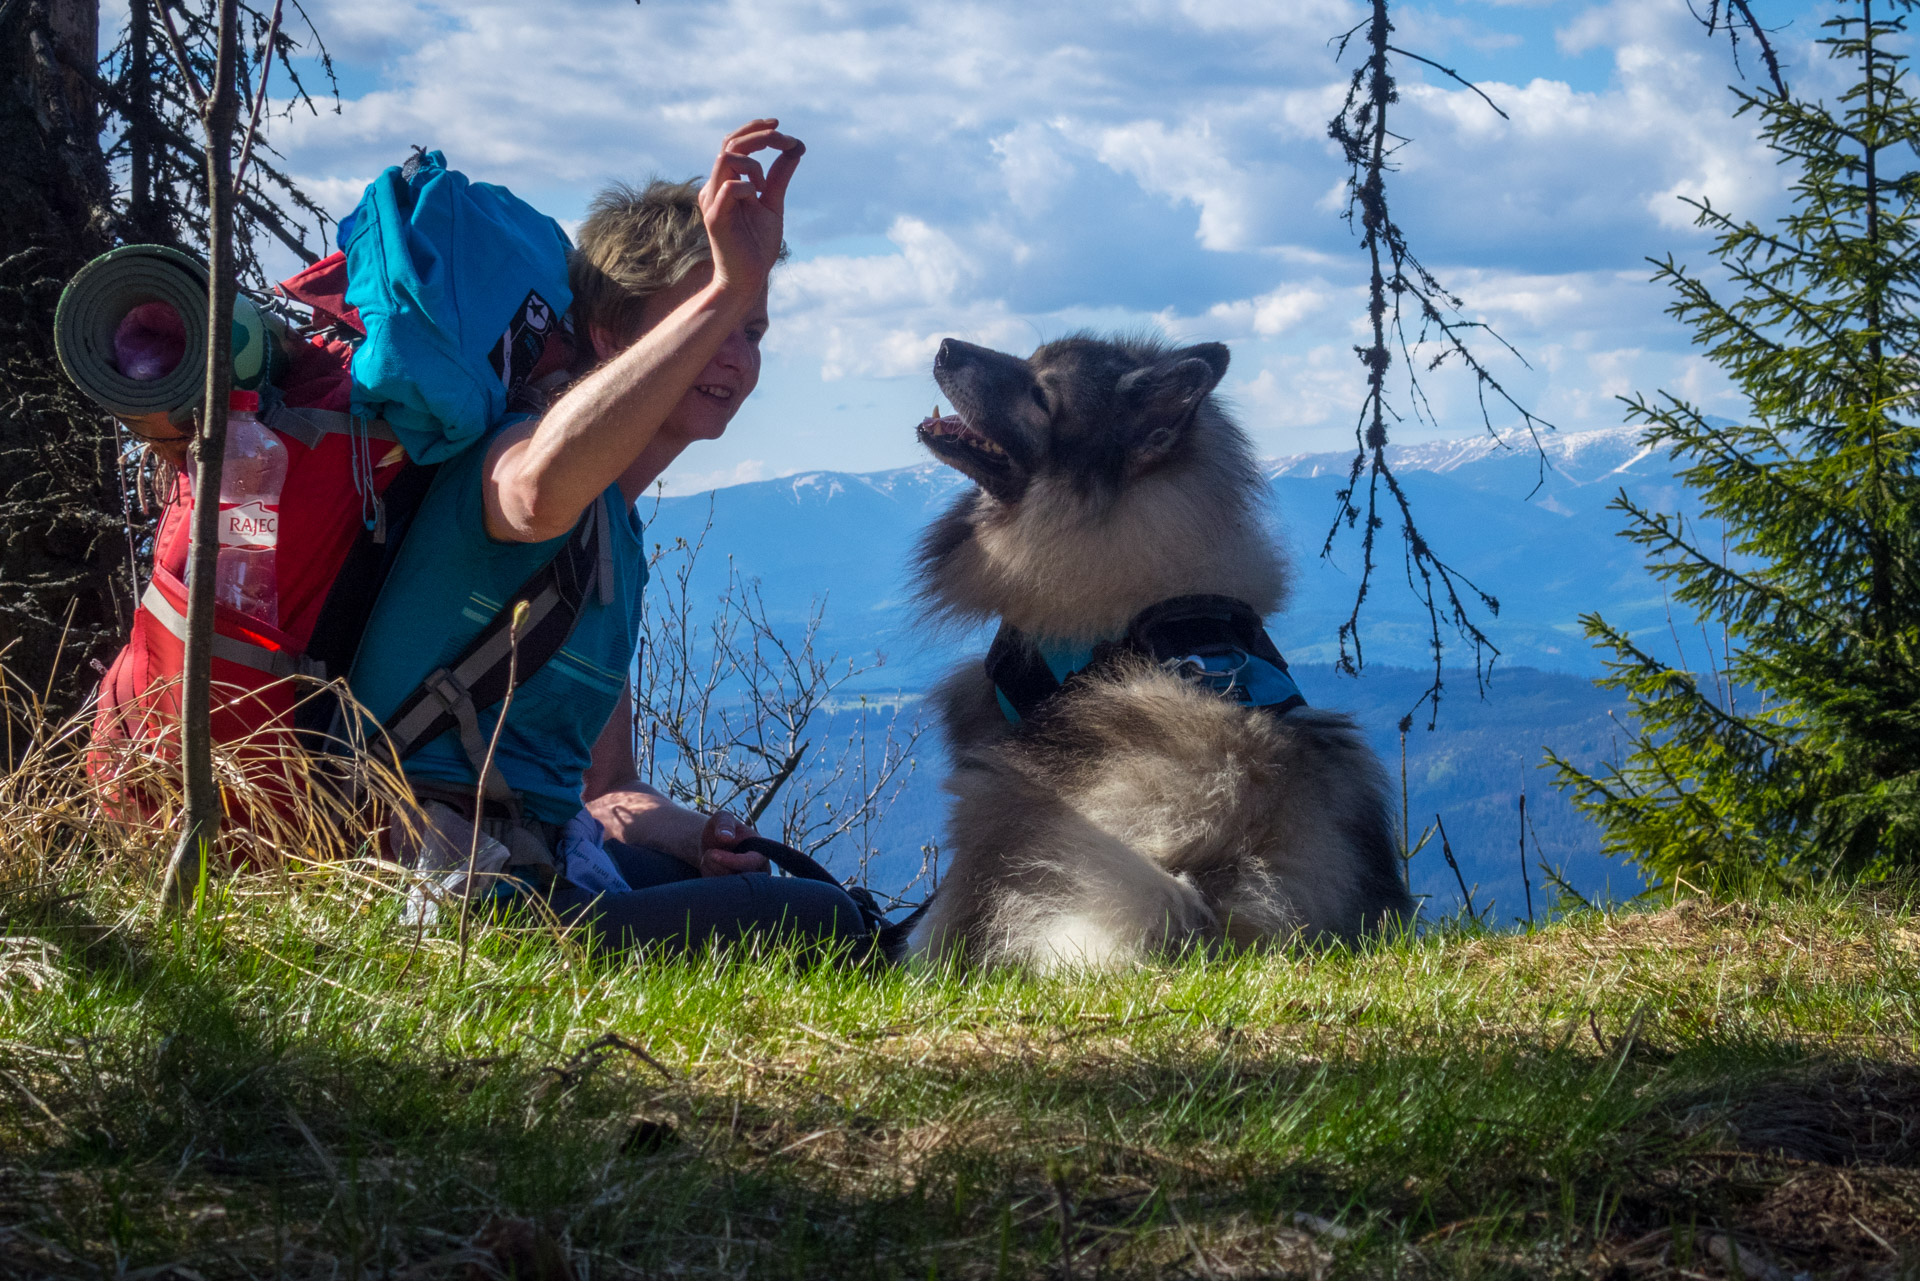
159 0 240 912
1383 45 1509 119
632 495 930 896
153 0 207 106
1692 0 1791 97
1323 0 1556 728
232 0 280 190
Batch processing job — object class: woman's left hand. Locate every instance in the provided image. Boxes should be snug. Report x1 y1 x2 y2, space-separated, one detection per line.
697 809 769 877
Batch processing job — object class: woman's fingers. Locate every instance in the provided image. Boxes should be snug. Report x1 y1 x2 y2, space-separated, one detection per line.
705 146 743 201
722 131 803 215
700 844 769 877
712 179 761 208
697 807 767 877
727 129 799 156
716 152 766 189
703 808 755 848
762 144 803 213
703 119 804 274
706 123 799 200
721 117 778 146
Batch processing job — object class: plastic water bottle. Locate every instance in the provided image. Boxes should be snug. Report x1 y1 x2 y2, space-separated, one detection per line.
214 390 287 628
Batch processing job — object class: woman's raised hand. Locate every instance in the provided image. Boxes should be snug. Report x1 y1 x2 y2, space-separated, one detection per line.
700 118 804 297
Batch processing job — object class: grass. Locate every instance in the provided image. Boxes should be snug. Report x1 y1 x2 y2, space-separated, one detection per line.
3 703 1919 1278
7 864 1919 1279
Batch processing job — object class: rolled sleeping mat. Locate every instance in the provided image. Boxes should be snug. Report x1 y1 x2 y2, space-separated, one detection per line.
54 243 283 427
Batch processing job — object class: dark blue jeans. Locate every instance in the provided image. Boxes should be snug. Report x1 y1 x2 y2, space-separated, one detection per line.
546 839 869 957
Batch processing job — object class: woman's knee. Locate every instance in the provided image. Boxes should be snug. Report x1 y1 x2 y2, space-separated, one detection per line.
737 874 868 941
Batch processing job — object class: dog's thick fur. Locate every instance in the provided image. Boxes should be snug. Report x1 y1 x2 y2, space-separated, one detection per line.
907 333 1412 970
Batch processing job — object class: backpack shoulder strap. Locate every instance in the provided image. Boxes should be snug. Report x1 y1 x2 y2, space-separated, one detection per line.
262 401 399 450
376 498 616 785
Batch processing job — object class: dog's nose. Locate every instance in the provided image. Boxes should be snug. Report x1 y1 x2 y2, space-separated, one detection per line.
934 338 958 370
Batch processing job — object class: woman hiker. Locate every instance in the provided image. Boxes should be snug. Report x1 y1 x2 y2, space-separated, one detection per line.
347 120 869 952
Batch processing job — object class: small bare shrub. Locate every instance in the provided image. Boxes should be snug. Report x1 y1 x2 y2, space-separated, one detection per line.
633 497 935 902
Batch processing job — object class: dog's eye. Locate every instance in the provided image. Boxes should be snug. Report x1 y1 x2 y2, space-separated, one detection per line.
1030 386 1050 415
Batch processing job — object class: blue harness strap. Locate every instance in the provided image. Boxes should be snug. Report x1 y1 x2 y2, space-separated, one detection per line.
987 595 1307 725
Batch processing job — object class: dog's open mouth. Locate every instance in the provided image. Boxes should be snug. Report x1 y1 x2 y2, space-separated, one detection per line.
917 410 1010 468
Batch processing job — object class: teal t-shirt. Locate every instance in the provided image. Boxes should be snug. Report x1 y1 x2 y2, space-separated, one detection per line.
347 430 647 823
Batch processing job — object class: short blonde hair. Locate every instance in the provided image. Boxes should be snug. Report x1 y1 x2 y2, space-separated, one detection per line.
569 178 787 343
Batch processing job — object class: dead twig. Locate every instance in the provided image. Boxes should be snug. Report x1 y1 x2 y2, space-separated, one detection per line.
232 0 282 190
548 1032 674 1084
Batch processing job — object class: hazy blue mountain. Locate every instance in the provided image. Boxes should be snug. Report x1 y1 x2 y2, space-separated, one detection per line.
638 424 1692 911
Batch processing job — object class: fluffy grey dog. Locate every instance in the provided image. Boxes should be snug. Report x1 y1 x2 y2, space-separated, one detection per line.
905 333 1412 970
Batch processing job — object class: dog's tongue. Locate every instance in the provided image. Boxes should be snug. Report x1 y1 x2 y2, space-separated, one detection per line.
918 410 965 436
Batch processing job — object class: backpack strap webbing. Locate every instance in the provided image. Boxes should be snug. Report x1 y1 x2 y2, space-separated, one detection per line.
377 498 614 786
262 402 399 450
139 581 323 680
301 461 440 688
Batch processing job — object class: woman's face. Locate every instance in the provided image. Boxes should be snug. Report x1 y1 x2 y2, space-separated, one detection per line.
607 261 767 445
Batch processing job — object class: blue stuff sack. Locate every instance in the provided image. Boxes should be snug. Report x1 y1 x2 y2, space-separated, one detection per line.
342 150 574 464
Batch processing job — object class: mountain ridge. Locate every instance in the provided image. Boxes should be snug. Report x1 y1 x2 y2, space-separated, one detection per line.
642 420 1692 682
723 422 1664 508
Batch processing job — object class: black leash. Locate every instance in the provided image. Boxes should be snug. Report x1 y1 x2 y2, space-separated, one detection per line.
734 836 926 961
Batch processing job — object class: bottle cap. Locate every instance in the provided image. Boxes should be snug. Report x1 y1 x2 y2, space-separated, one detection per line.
228 390 260 413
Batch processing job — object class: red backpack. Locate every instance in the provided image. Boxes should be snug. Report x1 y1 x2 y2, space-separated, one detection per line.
83 151 588 836
87 247 586 829
87 254 416 809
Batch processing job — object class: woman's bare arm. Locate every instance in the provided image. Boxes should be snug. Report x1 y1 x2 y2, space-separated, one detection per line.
582 687 770 876
481 121 803 543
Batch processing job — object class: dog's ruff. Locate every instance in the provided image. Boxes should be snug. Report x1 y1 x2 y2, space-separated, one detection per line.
907 333 1412 970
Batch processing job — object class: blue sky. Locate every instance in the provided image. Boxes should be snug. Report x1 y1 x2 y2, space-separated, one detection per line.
261 0 1842 493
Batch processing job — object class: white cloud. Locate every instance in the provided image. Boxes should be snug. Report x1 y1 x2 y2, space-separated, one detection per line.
1195 282 1338 338
261 0 1822 478
991 122 1069 217
1095 119 1263 252
769 216 1026 380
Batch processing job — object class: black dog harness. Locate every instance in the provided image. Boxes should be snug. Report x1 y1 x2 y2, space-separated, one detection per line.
986 594 1308 724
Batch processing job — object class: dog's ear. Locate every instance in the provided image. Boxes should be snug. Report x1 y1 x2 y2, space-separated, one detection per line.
1117 343 1230 467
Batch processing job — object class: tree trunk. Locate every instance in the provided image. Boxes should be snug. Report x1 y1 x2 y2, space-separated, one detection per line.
124 0 173 247
0 0 129 735
160 0 240 911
